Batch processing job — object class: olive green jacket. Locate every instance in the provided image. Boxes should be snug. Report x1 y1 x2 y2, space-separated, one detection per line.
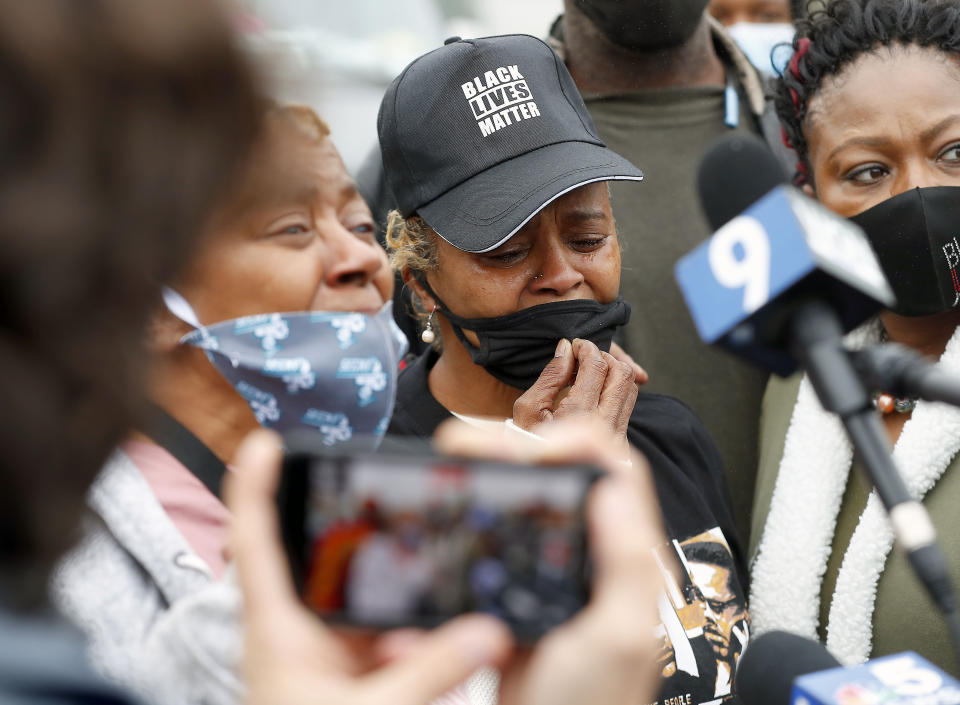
748 322 960 674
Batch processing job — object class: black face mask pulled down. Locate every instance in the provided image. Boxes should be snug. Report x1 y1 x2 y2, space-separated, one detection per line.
573 0 710 51
418 278 631 390
849 186 960 317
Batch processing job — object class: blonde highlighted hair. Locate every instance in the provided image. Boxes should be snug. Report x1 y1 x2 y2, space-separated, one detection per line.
384 209 442 344
384 210 439 275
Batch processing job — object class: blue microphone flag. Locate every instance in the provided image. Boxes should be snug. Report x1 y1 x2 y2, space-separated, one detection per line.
675 186 895 376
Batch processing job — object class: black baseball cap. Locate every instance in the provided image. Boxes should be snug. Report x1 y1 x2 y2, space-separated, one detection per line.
377 34 644 253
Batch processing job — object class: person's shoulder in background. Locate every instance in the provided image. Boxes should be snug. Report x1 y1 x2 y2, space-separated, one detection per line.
52 450 245 705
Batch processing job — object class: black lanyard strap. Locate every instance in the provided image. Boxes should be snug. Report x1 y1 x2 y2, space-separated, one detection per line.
142 405 227 500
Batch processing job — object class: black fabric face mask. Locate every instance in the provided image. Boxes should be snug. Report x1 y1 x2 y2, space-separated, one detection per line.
573 0 710 51
419 279 631 390
849 186 960 317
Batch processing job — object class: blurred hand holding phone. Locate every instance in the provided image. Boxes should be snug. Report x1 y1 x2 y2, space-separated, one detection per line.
227 419 664 705
278 439 599 641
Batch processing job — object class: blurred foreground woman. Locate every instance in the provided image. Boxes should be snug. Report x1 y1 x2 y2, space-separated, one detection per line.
0 0 258 701
750 0 960 673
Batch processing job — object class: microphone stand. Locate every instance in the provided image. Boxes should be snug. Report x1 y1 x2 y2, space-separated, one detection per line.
789 301 960 665
853 342 960 409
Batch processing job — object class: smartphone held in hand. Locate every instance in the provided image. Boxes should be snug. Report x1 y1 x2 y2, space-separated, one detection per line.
278 437 599 641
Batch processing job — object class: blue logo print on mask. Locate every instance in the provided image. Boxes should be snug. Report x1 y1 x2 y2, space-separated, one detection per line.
234 313 290 355
236 381 281 425
336 356 388 407
301 409 354 446
261 357 317 392
309 312 369 349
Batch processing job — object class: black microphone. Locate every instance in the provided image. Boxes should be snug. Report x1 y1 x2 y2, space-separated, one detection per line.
737 631 960 705
853 342 960 409
676 133 958 621
736 631 840 705
697 132 791 231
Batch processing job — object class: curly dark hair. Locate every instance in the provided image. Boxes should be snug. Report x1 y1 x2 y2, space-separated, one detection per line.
774 0 960 183
0 0 259 609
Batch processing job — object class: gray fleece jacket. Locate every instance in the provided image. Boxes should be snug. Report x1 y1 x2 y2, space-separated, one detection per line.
51 450 244 705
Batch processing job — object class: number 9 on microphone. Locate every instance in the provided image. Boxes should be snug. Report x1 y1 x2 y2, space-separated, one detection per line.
674 186 894 376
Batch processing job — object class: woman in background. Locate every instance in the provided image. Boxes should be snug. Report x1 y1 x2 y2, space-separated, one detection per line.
750 0 960 673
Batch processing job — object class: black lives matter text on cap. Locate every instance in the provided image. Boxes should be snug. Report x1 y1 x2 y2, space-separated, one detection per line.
460 64 541 137
377 34 643 253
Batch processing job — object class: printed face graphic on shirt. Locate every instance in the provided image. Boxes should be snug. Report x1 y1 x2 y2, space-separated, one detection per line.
460 64 543 137
652 528 749 705
687 561 743 661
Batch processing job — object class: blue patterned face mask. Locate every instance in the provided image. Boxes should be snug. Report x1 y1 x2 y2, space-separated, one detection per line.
163 289 408 450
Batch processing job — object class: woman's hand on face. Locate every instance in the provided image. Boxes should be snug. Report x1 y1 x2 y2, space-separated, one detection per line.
609 341 649 385
225 430 512 705
512 338 639 456
434 419 665 705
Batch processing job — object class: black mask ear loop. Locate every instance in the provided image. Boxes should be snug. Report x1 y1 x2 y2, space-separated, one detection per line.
410 271 485 356
411 271 456 317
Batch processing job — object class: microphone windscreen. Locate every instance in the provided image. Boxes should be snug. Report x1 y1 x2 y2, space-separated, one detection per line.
735 631 841 705
697 133 789 231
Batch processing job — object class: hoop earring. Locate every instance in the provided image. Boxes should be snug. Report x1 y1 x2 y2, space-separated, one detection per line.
421 305 438 344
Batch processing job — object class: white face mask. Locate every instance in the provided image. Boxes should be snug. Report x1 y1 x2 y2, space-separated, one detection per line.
163 288 408 450
726 22 796 76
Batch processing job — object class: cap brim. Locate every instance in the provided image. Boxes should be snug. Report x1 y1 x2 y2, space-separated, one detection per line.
417 141 643 253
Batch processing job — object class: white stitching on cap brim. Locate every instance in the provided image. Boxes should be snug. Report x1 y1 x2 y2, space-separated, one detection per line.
432 174 645 254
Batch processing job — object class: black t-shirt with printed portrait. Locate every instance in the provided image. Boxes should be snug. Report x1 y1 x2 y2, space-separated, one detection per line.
388 350 750 705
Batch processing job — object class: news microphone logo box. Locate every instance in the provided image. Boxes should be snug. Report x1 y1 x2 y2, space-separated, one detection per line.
944 236 960 307
674 186 894 376
792 652 960 705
